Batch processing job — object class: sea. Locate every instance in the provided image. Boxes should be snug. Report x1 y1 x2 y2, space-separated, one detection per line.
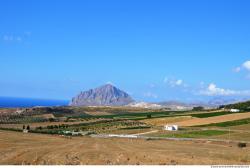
0 97 69 108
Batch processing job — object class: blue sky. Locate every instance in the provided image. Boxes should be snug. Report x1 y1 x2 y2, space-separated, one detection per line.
0 0 250 102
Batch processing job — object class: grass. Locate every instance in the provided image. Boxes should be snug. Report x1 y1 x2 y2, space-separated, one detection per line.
195 118 250 127
190 111 233 118
156 130 228 138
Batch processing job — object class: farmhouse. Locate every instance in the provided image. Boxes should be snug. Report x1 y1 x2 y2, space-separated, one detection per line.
23 129 29 133
164 125 178 131
230 109 240 112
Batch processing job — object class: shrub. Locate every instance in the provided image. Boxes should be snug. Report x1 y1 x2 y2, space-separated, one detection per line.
147 114 152 118
238 143 247 148
49 118 55 122
192 106 204 111
36 126 42 130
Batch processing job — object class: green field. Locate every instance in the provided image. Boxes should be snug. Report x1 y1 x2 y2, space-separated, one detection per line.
190 111 233 118
154 130 228 138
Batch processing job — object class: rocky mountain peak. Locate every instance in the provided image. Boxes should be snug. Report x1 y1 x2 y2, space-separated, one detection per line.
69 84 134 106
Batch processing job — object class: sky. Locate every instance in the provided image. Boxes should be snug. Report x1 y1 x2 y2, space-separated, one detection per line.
0 0 250 102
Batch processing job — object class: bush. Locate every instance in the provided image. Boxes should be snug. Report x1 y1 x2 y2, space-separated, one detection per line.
49 118 55 122
238 143 247 148
47 125 54 129
192 106 204 111
36 126 42 130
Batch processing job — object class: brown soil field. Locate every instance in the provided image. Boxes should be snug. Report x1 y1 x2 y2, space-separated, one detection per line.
172 112 250 126
212 132 250 142
32 114 55 119
229 124 250 131
0 130 250 165
141 116 193 126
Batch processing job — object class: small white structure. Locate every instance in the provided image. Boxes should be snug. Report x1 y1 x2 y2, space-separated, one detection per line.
164 125 178 131
230 109 240 112
23 129 29 133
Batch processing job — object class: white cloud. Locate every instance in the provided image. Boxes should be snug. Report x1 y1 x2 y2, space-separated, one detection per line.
242 61 250 71
175 79 183 85
199 83 250 96
164 77 186 87
3 35 23 42
2 32 31 43
143 92 158 99
234 60 250 73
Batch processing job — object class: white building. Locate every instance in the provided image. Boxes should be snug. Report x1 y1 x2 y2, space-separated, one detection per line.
164 125 178 131
230 109 240 112
23 129 29 133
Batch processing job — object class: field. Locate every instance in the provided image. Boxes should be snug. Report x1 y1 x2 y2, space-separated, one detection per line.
1 106 250 165
171 112 250 126
141 116 193 126
1 130 250 165
148 130 228 138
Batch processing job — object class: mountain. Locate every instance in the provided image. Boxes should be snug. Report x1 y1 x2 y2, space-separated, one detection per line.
69 84 134 106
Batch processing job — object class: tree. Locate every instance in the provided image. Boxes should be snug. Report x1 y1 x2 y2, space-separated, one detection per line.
238 142 247 148
37 126 42 130
49 118 55 122
192 106 204 111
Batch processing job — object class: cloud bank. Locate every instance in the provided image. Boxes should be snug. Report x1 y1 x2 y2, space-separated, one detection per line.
199 83 250 96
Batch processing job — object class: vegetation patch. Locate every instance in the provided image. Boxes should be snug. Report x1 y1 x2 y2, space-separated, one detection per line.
190 111 233 118
155 130 228 138
221 100 250 111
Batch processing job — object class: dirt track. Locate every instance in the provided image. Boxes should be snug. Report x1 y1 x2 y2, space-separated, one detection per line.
0 130 250 165
172 112 250 126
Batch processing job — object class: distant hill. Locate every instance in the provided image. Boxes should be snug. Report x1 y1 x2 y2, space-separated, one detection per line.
69 84 134 106
221 100 250 111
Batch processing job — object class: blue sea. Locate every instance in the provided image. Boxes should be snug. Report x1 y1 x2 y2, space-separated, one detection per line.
0 97 69 108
